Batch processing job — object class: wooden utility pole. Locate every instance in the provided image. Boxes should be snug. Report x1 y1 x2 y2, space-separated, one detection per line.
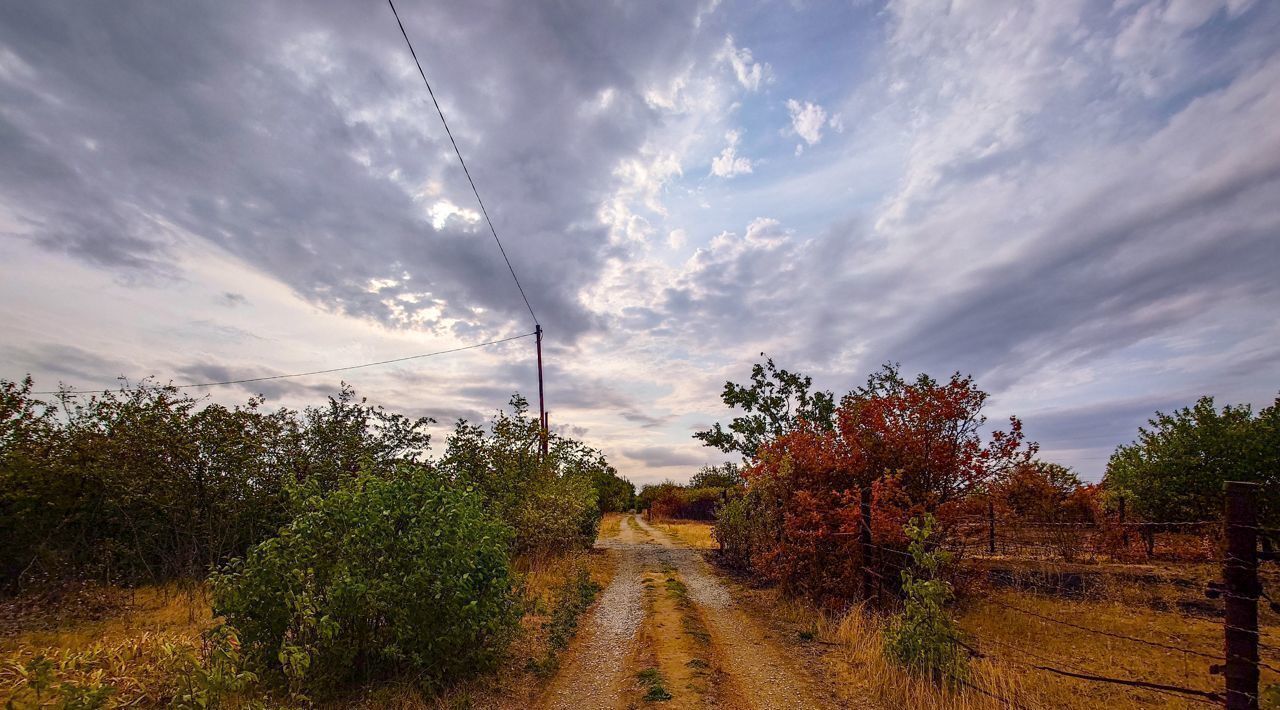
1219 481 1259 710
536 324 547 457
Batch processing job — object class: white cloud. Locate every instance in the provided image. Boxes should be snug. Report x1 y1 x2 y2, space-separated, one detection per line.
716 35 769 92
786 99 828 147
426 199 480 230
598 150 684 243
709 129 753 177
667 228 687 249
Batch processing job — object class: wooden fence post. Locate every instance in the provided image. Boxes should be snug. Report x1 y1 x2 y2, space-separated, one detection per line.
988 498 997 555
861 483 874 602
1220 481 1259 710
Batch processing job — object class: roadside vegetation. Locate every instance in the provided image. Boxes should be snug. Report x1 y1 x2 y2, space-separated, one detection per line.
0 377 633 706
644 355 1280 708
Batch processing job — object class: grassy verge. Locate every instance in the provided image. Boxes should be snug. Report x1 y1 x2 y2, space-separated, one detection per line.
599 512 623 540
735 569 1280 710
0 585 245 708
0 549 618 709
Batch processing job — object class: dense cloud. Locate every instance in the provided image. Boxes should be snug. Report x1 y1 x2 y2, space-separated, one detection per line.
3 0 1279 483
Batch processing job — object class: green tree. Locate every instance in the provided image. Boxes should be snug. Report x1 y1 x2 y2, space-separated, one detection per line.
689 462 744 489
1104 395 1280 525
694 355 835 460
440 395 605 553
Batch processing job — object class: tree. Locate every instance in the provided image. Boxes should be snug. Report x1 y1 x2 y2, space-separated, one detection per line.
1104 395 1280 525
993 460 1085 521
694 355 835 460
689 462 744 489
723 364 1035 602
440 395 607 553
587 466 635 513
836 364 1034 508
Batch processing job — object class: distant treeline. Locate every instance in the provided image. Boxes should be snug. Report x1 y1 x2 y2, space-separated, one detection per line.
637 463 744 520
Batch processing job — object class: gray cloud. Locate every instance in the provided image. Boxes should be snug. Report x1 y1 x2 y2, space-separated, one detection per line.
623 446 706 469
0 0 714 340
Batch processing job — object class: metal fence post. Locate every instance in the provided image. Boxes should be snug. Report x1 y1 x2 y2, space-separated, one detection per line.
1119 495 1129 551
861 483 874 602
1221 481 1259 710
988 498 997 555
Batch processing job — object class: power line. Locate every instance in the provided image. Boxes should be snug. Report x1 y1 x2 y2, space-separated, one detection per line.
30 331 536 396
386 0 539 326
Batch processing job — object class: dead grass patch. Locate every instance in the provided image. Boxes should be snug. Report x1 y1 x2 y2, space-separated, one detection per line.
654 521 717 550
731 571 1280 710
600 512 623 540
0 548 620 710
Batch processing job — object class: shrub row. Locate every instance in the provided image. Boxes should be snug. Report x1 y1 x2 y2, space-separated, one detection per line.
1 378 632 696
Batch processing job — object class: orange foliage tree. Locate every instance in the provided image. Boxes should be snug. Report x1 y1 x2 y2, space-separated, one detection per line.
733 365 1036 604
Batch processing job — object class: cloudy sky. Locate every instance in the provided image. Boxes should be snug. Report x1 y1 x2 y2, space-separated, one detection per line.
3 0 1279 485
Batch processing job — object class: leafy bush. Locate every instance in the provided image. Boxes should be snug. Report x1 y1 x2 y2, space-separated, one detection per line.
883 515 967 683
0 378 431 590
442 396 606 555
713 485 781 571
210 466 516 694
638 481 732 521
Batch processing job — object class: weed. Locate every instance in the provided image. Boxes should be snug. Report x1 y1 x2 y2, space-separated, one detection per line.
883 515 968 684
528 565 601 677
637 667 672 702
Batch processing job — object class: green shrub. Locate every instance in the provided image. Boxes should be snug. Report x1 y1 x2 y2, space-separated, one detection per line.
210 466 516 694
442 396 604 555
712 486 780 572
883 514 967 683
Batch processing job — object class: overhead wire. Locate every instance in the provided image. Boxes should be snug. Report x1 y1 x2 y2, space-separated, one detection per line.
386 0 539 326
30 331 536 396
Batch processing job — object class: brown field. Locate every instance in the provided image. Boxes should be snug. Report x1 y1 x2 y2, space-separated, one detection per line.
653 519 718 550
655 519 1280 709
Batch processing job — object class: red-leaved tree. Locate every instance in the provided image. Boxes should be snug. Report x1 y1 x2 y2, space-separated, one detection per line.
735 364 1036 604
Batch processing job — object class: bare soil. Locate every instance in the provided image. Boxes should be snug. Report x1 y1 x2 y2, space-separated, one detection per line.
538 514 844 709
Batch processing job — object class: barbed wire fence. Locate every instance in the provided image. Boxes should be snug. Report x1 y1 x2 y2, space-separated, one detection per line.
836 481 1277 708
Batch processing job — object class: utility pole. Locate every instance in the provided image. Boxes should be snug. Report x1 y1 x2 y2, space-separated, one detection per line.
536 324 547 457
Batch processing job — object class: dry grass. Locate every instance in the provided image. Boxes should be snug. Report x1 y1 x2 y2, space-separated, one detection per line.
0 585 227 707
599 512 623 540
655 520 717 550
748 572 1280 710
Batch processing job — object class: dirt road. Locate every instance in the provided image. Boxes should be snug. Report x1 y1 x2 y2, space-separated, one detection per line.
539 514 837 709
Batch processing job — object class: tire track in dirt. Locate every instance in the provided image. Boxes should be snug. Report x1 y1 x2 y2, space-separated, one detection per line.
540 515 841 709
538 515 657 709
633 515 835 710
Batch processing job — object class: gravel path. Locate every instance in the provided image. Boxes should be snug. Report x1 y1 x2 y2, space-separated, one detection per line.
540 515 840 709
539 516 658 709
